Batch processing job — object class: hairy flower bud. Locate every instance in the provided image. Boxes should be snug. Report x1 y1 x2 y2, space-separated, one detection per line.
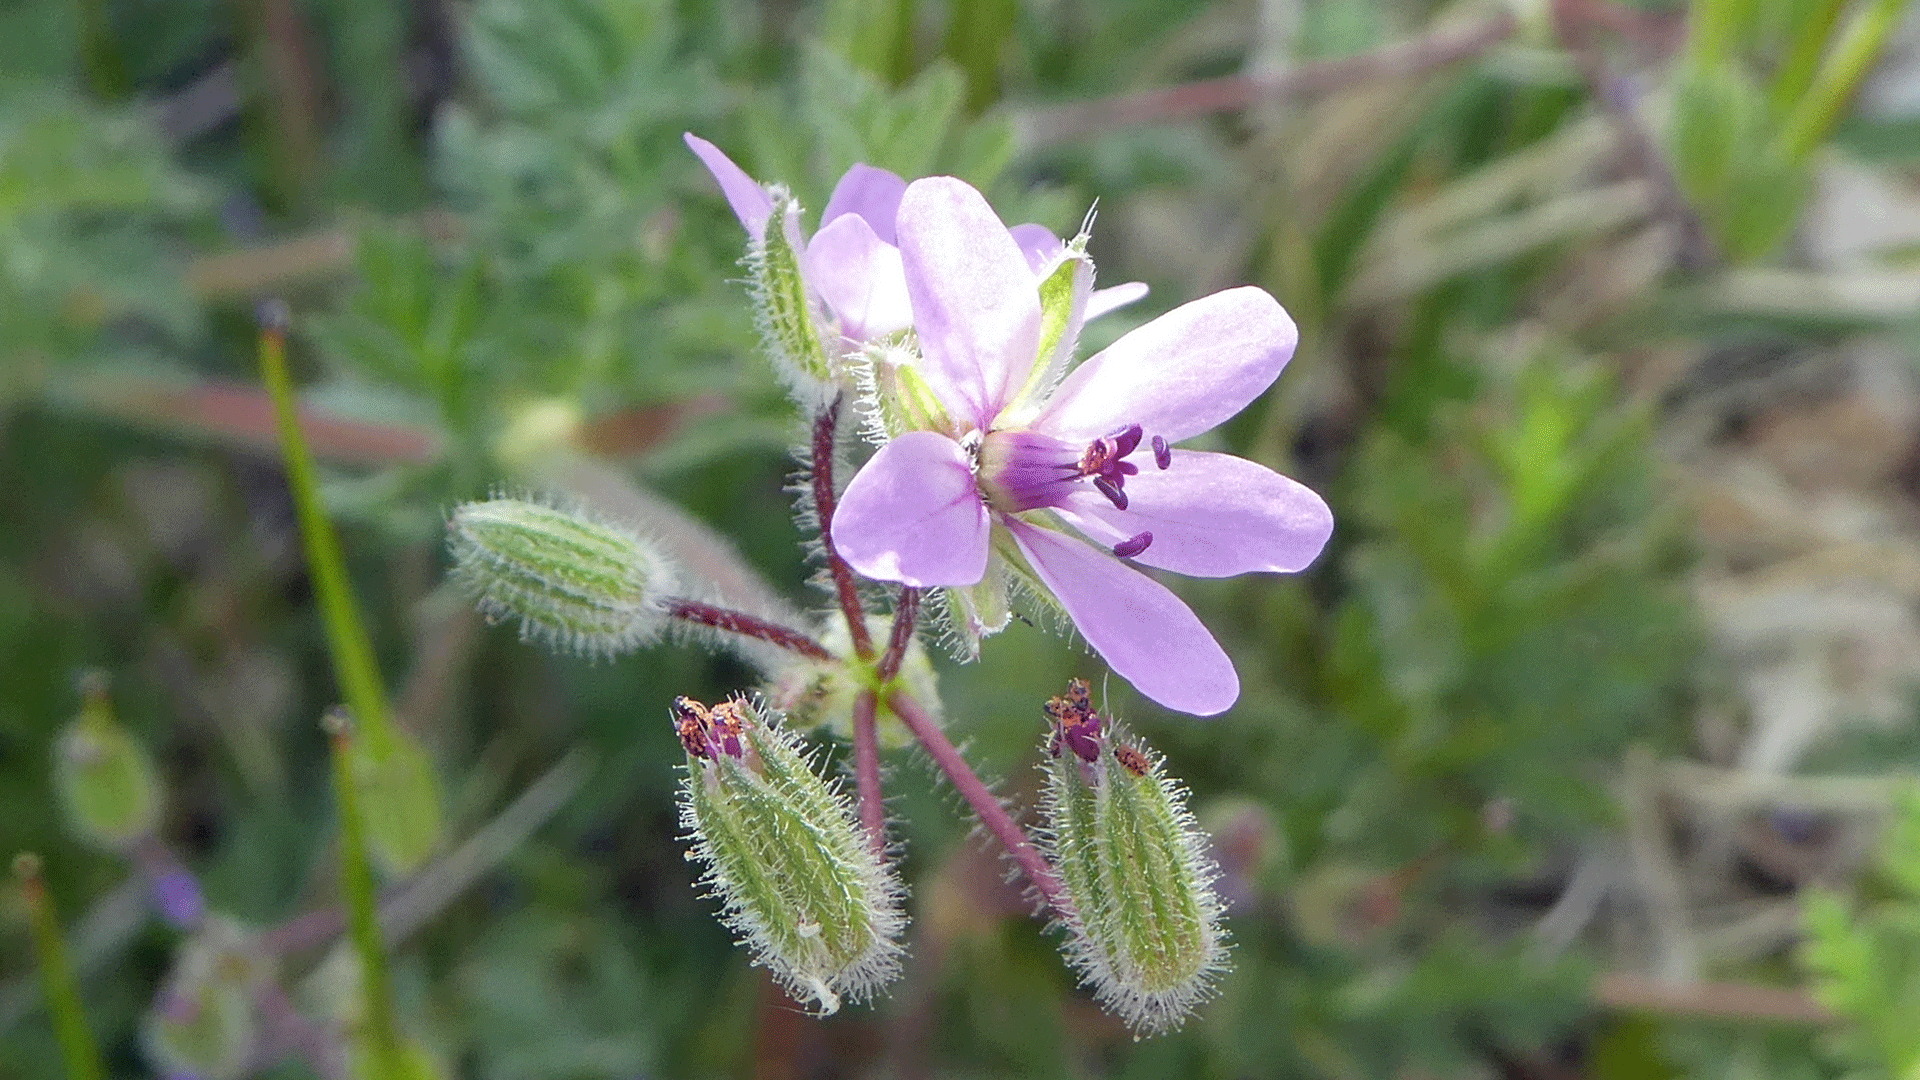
54 671 160 851
750 190 835 404
1039 681 1229 1036
674 696 905 1014
448 498 674 657
141 919 266 1080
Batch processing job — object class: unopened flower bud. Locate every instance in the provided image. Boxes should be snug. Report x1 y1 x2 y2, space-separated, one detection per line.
750 190 835 402
54 672 160 851
141 919 266 1080
448 498 674 657
674 695 905 1014
1039 681 1228 1036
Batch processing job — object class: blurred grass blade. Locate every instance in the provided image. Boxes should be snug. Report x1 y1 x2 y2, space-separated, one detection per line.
323 710 403 1078
13 855 105 1080
1778 0 1914 161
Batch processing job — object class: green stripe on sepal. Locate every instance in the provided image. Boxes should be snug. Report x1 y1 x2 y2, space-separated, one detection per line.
1041 702 1228 1036
749 191 836 405
676 697 905 1014
448 497 675 657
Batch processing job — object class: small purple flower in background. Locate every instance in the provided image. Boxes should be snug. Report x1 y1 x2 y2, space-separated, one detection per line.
830 177 1332 716
150 864 206 930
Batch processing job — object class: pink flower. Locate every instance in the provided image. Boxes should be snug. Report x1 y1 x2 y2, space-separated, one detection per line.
685 134 1147 349
830 178 1332 716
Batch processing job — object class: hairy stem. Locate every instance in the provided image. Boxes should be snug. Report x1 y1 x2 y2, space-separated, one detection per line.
663 598 834 662
887 691 1069 916
851 692 886 856
877 587 920 685
812 401 873 658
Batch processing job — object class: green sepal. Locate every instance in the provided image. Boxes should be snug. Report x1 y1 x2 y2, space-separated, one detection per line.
351 731 444 876
751 192 835 401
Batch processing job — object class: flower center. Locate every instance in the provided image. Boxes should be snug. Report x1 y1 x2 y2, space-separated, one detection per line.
977 422 1172 523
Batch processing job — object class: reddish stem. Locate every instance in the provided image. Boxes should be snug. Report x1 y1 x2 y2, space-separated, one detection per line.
887 690 1070 916
851 691 886 856
663 599 834 662
812 402 874 659
877 587 919 684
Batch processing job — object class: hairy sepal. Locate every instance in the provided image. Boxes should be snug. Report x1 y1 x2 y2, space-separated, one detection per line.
1041 722 1229 1036
679 699 906 1014
749 191 836 408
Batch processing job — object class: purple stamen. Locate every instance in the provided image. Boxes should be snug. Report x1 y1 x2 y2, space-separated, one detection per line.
1111 424 1144 458
1112 531 1153 558
1152 435 1171 469
1093 476 1128 510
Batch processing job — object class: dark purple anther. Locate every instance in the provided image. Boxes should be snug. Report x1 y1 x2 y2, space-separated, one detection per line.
1112 532 1153 559
1111 424 1143 458
1093 476 1128 510
1151 435 1171 470
150 866 206 930
707 701 748 759
1059 711 1103 763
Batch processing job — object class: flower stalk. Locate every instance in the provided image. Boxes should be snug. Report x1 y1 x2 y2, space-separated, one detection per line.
14 854 106 1080
886 690 1069 915
321 709 403 1078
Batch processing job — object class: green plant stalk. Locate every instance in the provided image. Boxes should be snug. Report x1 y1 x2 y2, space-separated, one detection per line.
14 856 105 1080
1688 0 1760 68
324 716 402 1074
1778 0 1914 161
258 312 397 756
1770 0 1850 113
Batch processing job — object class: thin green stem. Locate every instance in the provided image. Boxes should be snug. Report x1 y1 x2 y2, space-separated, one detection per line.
1778 0 1913 161
257 305 396 754
323 711 402 1074
13 855 104 1080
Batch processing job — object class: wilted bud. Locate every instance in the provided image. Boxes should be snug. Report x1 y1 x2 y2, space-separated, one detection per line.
763 614 942 748
749 191 835 403
448 498 675 657
54 672 160 851
674 695 905 1014
1039 681 1228 1036
141 919 267 1080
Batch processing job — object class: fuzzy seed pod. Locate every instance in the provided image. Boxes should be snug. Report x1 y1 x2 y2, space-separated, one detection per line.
448 498 674 657
749 190 835 405
54 672 160 852
1039 681 1228 1036
674 696 905 1014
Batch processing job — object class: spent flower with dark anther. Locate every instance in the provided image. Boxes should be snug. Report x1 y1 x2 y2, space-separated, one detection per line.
447 497 675 657
1039 680 1228 1036
141 919 266 1080
673 695 905 1014
829 177 1333 715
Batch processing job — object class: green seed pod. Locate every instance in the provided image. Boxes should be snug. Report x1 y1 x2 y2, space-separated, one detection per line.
1039 681 1228 1036
53 673 160 852
674 696 904 1014
350 730 444 875
749 191 835 404
141 919 267 1080
448 497 675 657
